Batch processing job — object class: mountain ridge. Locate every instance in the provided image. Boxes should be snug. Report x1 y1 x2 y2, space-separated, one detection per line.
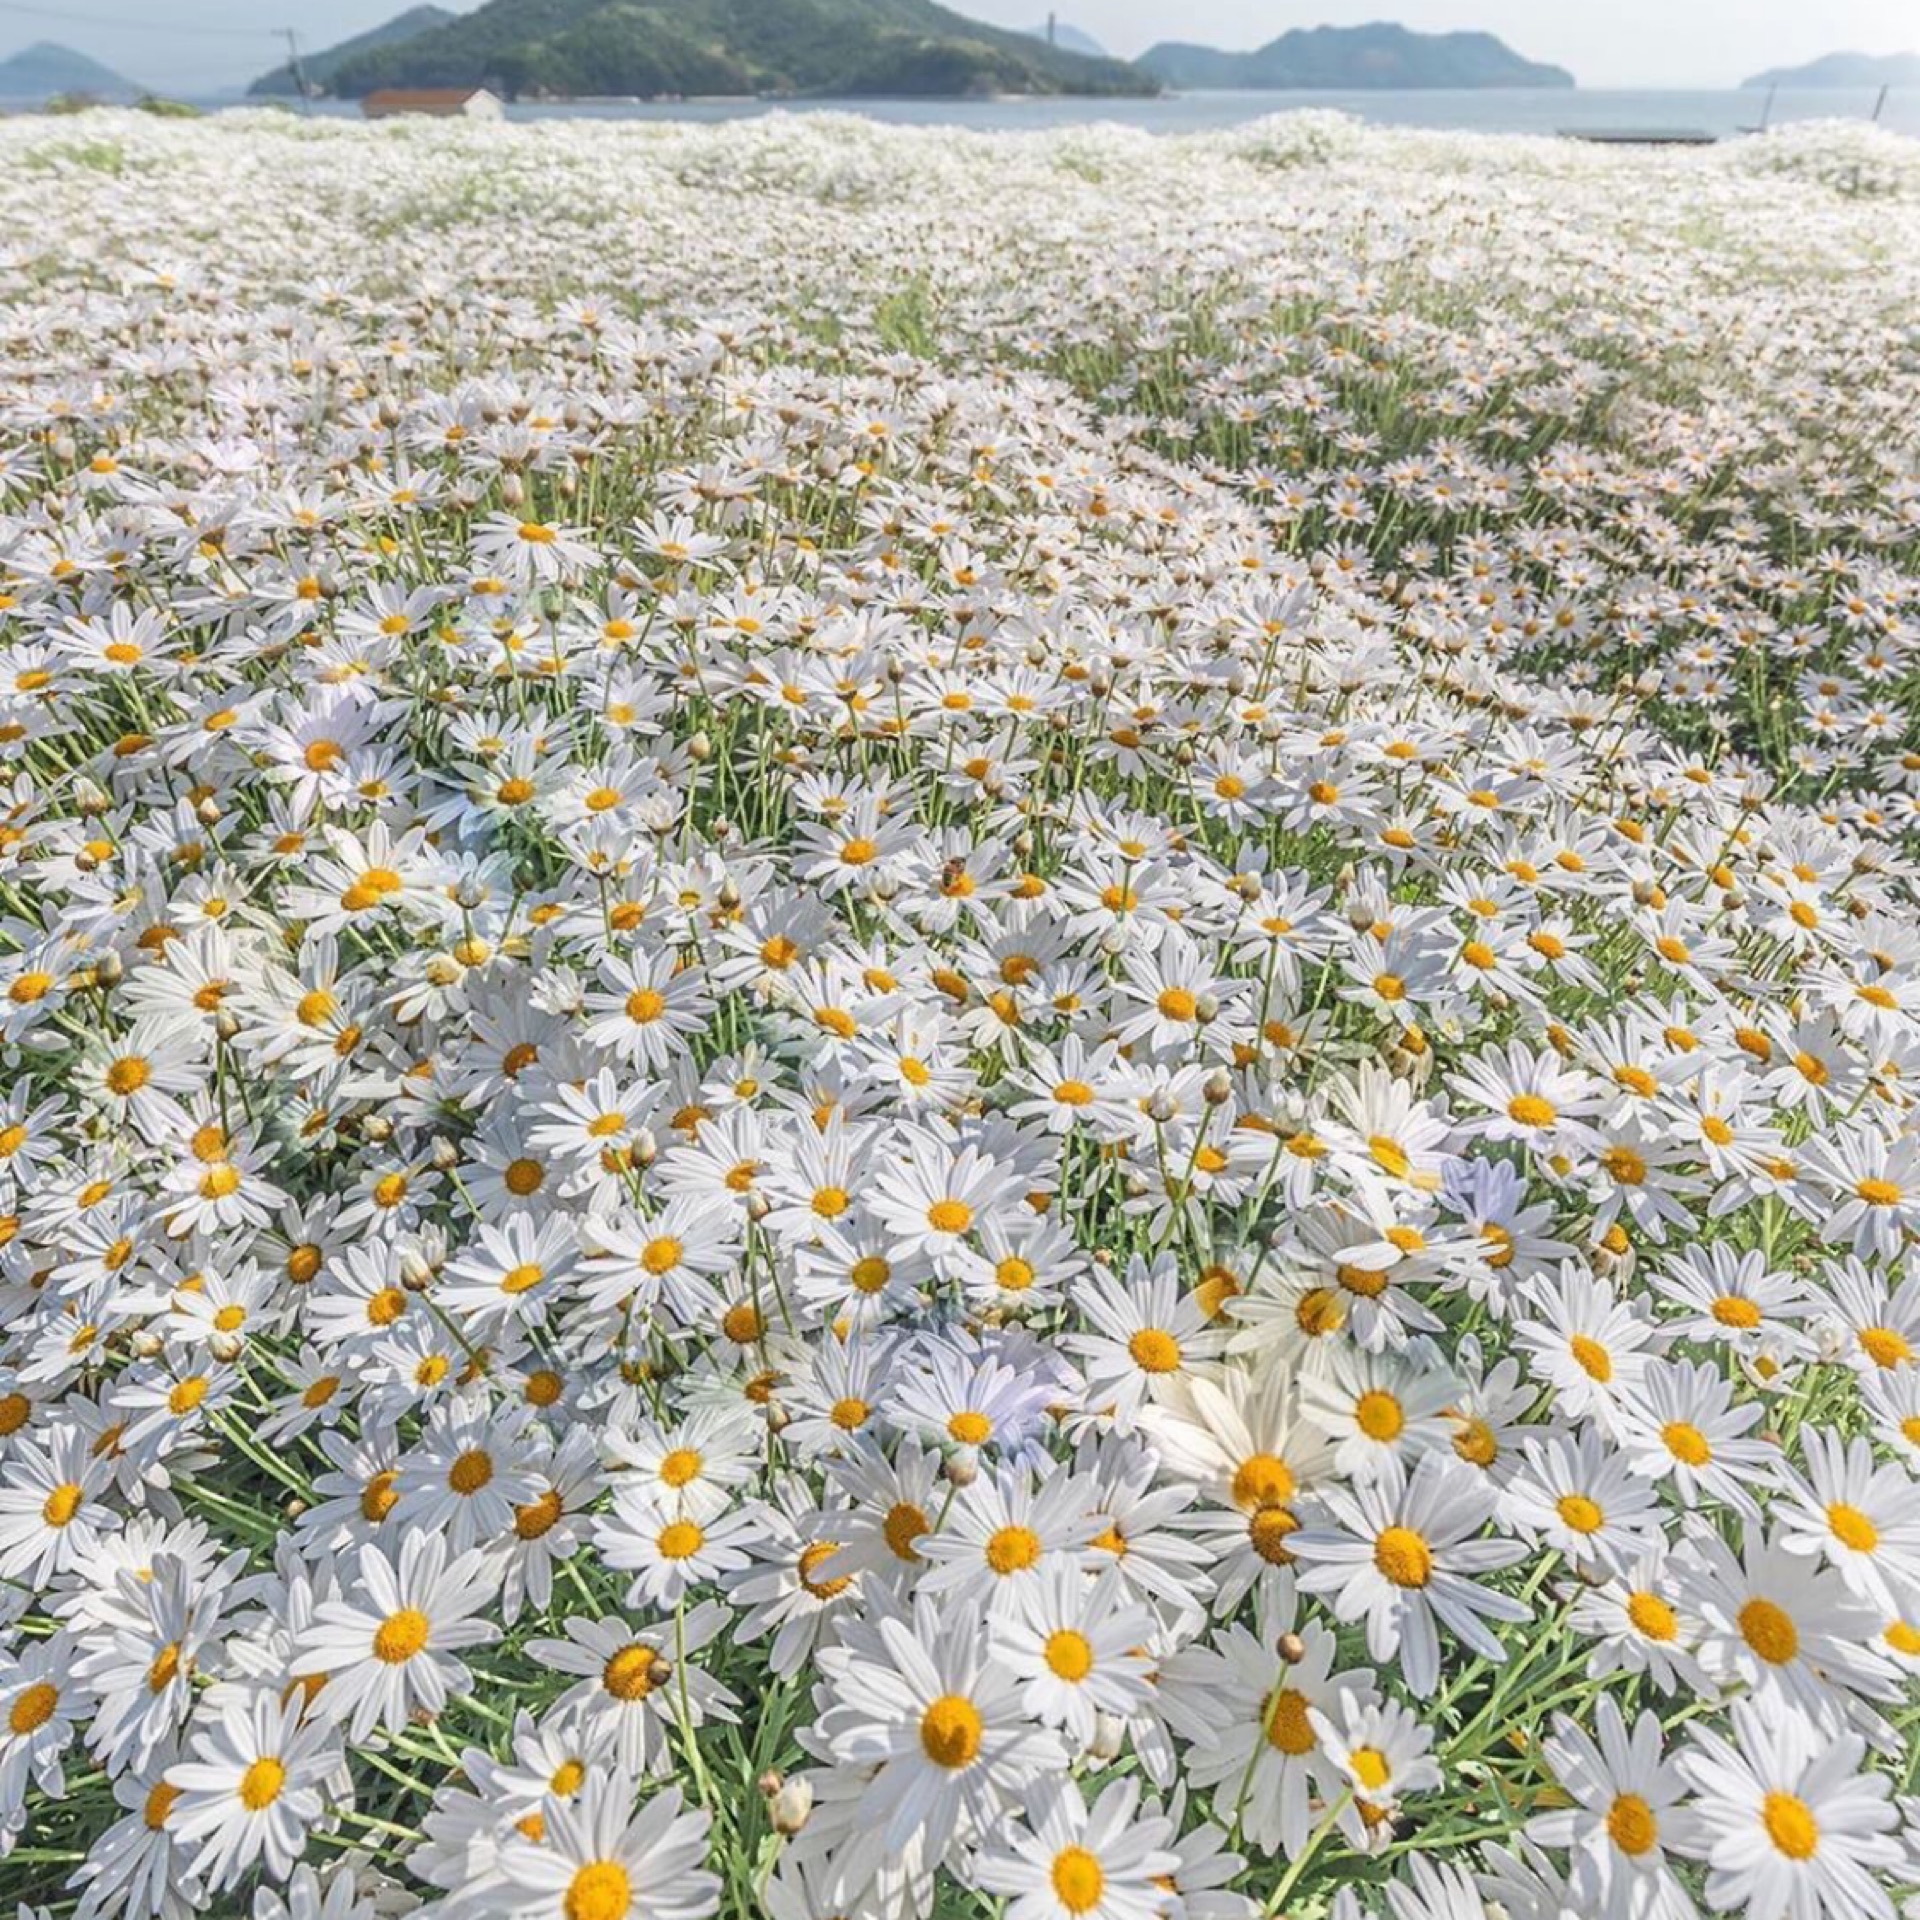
0 39 141 101
1139 21 1573 91
319 0 1154 99
250 6 457 97
1742 49 1920 88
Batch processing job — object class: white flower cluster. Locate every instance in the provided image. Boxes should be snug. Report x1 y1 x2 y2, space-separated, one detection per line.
0 106 1915 1920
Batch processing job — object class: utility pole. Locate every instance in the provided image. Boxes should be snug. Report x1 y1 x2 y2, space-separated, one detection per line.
281 27 313 112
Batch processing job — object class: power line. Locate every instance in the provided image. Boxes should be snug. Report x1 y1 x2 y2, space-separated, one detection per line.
0 0 280 36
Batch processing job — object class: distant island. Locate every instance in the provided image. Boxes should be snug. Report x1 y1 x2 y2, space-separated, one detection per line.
266 0 1155 100
251 5 457 96
0 39 141 103
1742 49 1919 88
1139 21 1573 90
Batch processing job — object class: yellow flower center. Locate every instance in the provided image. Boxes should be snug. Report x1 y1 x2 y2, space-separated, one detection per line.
1044 1629 1093 1682
1354 1390 1404 1441
985 1525 1042 1575
8 1682 56 1734
1128 1328 1182 1373
1373 1525 1433 1588
1231 1453 1294 1509
657 1520 704 1560
564 1861 632 1920
1263 1688 1316 1755
1050 1848 1105 1915
602 1645 658 1700
373 1608 431 1664
659 1448 703 1489
1739 1598 1799 1664
1761 1791 1819 1861
1569 1335 1613 1382
515 1490 565 1539
919 1694 984 1769
1828 1503 1879 1552
448 1450 493 1495
883 1501 929 1561
1607 1792 1658 1856
1556 1493 1604 1534
239 1756 286 1810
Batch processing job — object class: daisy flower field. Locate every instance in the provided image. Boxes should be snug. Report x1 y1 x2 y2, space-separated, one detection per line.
0 103 1917 1920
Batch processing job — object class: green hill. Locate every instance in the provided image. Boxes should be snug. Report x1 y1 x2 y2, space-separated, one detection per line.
250 6 458 97
325 0 1156 98
1139 21 1573 90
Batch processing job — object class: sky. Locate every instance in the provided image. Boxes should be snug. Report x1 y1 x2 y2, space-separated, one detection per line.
2 0 1915 95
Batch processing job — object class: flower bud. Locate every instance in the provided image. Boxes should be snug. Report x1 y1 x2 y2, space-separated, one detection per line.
770 1777 813 1835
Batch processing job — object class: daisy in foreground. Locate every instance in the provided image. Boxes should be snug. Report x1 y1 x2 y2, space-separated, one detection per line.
1676 1701 1901 1920
1289 1452 1530 1695
972 1776 1183 1920
490 1772 718 1920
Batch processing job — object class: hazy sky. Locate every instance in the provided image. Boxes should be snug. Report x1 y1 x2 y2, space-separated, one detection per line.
7 0 1917 94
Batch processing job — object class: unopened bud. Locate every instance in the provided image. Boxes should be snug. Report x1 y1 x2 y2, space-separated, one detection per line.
361 1114 394 1143
770 1777 813 1834
1276 1630 1307 1665
1203 1069 1233 1107
943 1447 979 1489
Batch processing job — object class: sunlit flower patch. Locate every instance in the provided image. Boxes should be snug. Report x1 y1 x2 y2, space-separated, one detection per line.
0 104 1916 1920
